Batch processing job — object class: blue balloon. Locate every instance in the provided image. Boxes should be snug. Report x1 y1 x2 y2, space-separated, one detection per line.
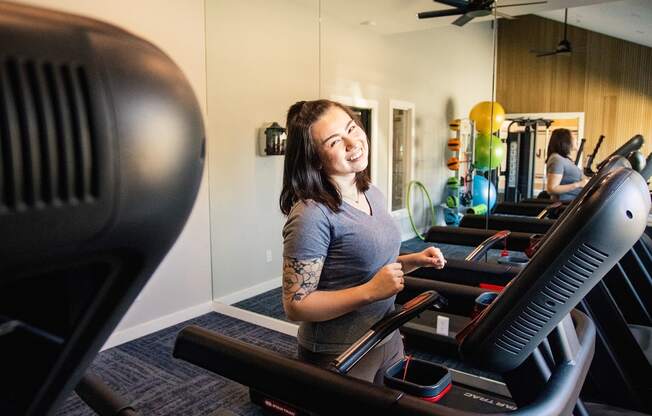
472 175 496 209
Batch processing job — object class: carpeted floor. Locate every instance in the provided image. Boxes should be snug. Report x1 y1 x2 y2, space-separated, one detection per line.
57 312 296 416
57 308 499 416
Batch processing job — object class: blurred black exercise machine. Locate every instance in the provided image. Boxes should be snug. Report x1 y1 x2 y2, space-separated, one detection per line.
0 3 205 415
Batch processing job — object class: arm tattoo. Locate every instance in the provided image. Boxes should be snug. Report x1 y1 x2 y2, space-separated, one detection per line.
283 257 324 303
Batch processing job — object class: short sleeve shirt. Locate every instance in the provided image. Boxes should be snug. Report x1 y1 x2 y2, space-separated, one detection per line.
283 185 401 353
547 153 582 201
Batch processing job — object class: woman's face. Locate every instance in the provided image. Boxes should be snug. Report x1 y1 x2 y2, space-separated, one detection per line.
571 136 579 152
311 106 368 178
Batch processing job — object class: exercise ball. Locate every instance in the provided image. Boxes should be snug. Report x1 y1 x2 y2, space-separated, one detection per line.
472 175 496 209
449 119 461 131
447 138 461 151
475 133 504 170
447 156 460 171
469 101 505 134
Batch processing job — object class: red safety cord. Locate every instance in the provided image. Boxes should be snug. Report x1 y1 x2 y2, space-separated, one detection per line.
402 355 413 381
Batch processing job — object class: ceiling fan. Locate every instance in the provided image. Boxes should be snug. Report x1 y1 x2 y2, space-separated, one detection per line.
418 0 547 27
530 9 572 57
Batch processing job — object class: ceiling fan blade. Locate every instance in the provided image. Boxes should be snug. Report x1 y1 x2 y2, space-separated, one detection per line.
496 1 547 8
452 14 475 26
530 48 554 54
418 9 465 19
433 0 470 8
495 11 515 19
537 51 559 57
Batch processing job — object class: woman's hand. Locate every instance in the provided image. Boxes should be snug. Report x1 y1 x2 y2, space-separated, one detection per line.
414 246 446 269
398 247 446 274
365 263 404 302
575 176 589 189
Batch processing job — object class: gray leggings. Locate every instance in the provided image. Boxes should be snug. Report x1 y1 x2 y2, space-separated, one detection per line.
298 330 405 385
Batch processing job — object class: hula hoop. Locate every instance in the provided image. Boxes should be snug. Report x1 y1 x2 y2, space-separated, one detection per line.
406 180 436 241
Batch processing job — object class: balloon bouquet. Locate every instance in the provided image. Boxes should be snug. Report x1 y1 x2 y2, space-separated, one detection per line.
444 101 506 225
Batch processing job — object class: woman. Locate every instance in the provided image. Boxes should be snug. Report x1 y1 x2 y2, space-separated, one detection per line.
546 128 588 201
280 99 446 384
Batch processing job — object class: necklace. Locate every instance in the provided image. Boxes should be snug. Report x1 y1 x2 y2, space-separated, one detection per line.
342 190 360 204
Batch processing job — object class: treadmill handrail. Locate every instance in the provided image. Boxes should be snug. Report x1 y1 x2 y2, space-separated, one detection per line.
574 138 586 166
332 290 445 374
535 202 563 220
464 230 511 262
584 135 604 176
596 134 644 172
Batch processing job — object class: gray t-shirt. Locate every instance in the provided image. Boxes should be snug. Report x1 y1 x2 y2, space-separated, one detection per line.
283 185 401 353
547 153 582 201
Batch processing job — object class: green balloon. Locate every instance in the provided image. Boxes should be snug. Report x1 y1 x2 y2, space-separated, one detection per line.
474 133 504 170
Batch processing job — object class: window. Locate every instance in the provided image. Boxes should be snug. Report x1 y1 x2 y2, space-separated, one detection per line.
388 101 415 213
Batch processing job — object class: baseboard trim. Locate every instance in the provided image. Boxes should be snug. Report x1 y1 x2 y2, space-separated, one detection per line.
215 277 281 305
102 301 215 350
213 301 298 337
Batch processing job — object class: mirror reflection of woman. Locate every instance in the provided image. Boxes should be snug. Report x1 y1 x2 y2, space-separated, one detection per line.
279 99 446 384
546 128 588 201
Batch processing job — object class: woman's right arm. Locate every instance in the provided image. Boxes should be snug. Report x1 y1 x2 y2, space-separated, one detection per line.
546 173 587 195
282 257 404 322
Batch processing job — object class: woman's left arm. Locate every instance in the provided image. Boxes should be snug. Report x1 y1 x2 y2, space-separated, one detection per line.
397 246 446 274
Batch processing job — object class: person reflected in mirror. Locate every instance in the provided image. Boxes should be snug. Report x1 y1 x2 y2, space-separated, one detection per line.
546 128 588 201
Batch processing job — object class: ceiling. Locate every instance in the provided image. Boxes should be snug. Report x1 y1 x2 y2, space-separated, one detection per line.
536 0 652 48
322 0 652 48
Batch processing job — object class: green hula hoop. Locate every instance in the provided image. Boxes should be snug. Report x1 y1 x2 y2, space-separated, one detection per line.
406 180 436 241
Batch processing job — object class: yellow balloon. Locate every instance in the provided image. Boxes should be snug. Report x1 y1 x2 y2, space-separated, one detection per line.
469 101 505 134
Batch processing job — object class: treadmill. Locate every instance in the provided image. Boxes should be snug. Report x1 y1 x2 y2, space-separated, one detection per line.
174 166 650 415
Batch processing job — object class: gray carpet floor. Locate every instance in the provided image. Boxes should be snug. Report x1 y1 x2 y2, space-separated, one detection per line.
57 312 296 416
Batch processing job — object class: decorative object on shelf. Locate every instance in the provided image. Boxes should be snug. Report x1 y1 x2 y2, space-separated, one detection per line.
258 122 286 156
447 137 461 151
446 156 460 171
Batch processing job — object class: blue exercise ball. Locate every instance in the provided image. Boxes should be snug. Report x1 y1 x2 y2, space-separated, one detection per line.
472 175 496 209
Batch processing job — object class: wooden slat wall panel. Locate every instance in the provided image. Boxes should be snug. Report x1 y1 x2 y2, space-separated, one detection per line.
497 15 652 161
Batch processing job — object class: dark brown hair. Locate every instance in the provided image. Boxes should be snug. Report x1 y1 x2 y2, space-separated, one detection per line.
279 99 370 215
547 128 574 161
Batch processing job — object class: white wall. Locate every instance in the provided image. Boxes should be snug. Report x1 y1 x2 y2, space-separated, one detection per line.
206 0 320 299
206 2 495 299
320 17 495 234
17 0 213 347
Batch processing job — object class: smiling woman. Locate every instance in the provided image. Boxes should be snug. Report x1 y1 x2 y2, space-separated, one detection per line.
278 99 446 384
